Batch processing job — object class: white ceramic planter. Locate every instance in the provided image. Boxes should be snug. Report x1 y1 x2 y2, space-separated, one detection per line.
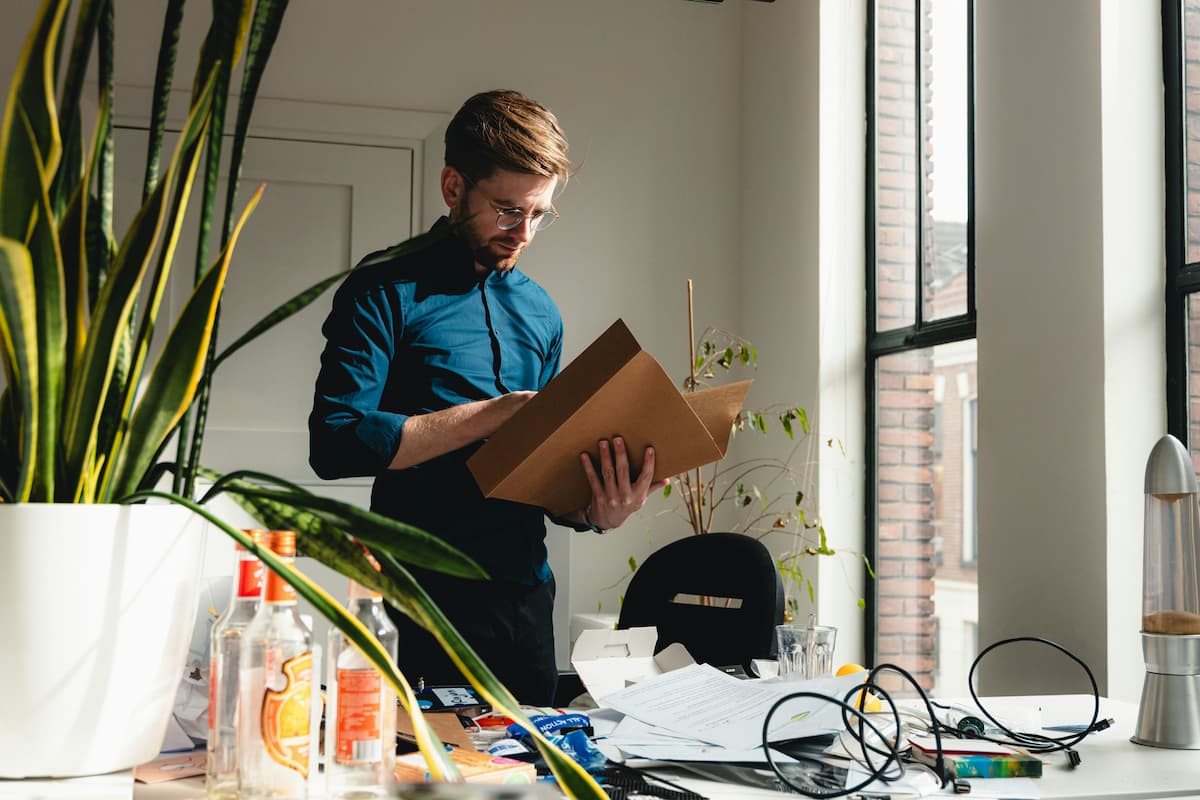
0 503 205 778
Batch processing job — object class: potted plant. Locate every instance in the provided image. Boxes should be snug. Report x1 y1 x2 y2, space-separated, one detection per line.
660 282 873 620
0 2 605 796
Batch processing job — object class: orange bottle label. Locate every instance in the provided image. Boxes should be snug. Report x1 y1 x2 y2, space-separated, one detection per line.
260 652 312 777
335 668 383 765
237 559 264 598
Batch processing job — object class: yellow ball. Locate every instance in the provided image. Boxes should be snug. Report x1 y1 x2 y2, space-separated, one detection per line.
835 663 883 712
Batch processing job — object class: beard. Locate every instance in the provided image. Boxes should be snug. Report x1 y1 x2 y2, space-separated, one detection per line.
470 238 524 273
455 210 525 273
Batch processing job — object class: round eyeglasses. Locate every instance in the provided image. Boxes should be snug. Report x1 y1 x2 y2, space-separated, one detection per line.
462 173 560 233
492 204 559 233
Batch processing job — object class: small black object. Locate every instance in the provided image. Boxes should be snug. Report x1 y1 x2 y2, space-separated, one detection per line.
597 764 707 800
1066 748 1082 768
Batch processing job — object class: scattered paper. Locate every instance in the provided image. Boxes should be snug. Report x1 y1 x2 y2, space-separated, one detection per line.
133 751 205 783
600 663 864 750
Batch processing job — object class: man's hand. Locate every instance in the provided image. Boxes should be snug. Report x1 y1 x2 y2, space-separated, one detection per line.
578 437 669 531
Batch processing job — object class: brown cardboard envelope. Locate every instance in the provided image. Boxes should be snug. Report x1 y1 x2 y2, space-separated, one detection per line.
467 319 751 517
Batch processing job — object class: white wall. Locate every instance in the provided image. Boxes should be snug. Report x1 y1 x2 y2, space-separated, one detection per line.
975 0 1163 700
737 0 869 669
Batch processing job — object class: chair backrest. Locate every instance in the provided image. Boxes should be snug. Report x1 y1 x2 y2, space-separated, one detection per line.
616 532 785 672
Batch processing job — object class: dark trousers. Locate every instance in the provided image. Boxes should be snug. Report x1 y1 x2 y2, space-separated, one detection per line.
385 568 558 706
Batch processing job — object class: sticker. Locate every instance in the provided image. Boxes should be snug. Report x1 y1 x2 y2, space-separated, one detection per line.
260 651 312 777
336 668 383 765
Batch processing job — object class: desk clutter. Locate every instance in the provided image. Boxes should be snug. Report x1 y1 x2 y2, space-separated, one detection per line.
171 547 1119 800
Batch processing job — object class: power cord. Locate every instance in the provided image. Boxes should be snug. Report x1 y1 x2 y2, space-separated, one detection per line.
759 636 1107 797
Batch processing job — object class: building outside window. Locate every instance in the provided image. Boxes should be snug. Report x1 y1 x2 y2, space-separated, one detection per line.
868 0 976 696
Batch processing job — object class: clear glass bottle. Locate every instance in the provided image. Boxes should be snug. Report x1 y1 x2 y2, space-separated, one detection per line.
238 530 313 800
207 530 266 799
326 560 399 798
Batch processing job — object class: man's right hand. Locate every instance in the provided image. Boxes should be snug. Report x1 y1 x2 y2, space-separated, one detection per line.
388 390 536 470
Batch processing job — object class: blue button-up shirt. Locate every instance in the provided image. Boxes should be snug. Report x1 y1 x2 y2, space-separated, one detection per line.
309 219 563 585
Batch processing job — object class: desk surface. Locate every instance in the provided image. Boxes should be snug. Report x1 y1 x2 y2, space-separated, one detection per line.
119 695 1200 799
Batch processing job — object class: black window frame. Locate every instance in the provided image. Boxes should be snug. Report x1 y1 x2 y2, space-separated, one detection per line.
1165 0 1198 443
864 0 977 666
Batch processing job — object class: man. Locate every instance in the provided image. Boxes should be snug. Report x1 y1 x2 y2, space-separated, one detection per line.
309 90 662 705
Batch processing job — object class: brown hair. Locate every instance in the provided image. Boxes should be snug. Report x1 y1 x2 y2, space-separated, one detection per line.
445 90 571 186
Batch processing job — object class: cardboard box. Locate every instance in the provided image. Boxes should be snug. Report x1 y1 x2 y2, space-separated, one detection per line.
393 746 536 785
397 708 477 750
467 319 751 517
570 626 695 703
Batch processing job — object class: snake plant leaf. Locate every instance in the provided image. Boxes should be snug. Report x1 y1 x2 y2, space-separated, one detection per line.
190 0 254 280
213 268 349 370
0 238 37 501
51 0 104 214
354 224 460 271
206 222 459 367
173 0 257 497
221 0 288 243
118 490 462 782
105 185 263 501
203 474 487 580
60 100 112 386
95 0 114 240
143 0 187 201
0 0 65 241
18 107 67 500
62 71 217 494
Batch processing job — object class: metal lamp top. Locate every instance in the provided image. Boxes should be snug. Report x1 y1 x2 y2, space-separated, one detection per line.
1146 434 1198 495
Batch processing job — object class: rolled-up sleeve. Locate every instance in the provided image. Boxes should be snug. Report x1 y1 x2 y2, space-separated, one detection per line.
309 284 407 479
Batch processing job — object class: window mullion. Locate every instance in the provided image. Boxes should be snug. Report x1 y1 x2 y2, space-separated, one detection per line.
914 0 926 330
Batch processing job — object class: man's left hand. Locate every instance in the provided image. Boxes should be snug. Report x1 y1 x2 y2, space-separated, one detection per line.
578 437 669 531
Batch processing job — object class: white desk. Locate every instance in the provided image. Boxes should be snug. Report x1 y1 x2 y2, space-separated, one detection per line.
105 695 1200 799
657 695 1200 800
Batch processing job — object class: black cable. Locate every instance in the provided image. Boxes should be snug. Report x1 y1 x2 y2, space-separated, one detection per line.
760 689 905 798
960 635 1101 760
758 636 1105 797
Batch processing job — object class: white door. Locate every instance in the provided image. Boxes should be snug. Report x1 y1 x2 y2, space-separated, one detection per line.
113 129 414 488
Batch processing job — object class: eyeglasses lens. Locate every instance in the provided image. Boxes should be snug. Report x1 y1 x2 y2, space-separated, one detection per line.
497 210 556 233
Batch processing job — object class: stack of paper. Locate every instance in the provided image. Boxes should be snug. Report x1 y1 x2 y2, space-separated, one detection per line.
591 661 870 765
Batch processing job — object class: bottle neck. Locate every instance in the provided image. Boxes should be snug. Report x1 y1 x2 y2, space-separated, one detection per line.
347 579 381 603
264 557 297 604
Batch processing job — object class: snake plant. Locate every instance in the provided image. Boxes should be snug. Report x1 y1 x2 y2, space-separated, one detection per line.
0 1 604 795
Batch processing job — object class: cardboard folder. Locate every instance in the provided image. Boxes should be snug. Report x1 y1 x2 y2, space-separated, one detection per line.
467 319 751 517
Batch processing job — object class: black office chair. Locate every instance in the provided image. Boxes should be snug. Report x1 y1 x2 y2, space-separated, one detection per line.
616 531 785 673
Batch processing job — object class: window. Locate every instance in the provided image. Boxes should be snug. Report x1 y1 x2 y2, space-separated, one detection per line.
867 0 976 697
1165 1 1200 464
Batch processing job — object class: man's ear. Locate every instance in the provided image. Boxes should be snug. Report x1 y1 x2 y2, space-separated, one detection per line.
441 166 465 212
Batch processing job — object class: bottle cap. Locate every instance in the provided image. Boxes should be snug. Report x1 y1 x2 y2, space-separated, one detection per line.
235 528 266 550
266 530 297 556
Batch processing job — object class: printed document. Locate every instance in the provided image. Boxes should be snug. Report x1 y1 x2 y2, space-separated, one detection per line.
600 662 867 750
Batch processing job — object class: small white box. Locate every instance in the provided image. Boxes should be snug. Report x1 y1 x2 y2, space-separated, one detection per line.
569 627 694 702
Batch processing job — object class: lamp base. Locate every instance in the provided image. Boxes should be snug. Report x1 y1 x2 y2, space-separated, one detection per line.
1133 633 1200 749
